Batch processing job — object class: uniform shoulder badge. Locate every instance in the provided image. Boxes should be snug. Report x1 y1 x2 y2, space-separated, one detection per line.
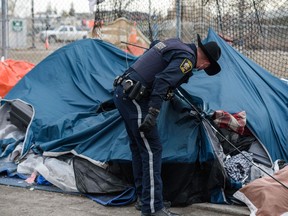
180 58 193 74
154 42 166 51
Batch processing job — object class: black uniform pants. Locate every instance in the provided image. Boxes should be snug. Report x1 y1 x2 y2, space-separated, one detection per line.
113 85 164 214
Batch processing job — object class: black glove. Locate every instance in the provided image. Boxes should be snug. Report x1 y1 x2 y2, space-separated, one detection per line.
139 107 160 133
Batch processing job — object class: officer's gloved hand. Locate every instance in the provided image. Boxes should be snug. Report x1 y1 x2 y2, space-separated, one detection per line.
139 107 160 133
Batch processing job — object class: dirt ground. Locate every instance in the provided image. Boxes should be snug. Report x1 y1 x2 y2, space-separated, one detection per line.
0 184 249 216
0 184 138 216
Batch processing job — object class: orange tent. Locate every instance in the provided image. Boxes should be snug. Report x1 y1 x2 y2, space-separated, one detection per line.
0 59 34 98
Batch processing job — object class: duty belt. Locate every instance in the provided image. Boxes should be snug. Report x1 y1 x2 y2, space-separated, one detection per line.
121 79 135 93
114 76 150 100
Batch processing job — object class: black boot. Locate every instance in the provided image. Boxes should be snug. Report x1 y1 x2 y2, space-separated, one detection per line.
141 207 180 216
135 200 171 211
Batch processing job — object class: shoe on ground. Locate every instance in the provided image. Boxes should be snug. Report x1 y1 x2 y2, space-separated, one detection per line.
135 200 171 211
141 207 180 216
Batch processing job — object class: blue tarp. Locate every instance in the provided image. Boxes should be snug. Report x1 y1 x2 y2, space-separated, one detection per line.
3 28 288 163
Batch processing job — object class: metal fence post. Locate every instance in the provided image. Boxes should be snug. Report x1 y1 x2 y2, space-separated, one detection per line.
31 0 36 48
1 0 8 59
176 0 181 39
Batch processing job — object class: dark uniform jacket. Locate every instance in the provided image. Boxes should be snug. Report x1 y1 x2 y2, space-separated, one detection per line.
129 38 197 110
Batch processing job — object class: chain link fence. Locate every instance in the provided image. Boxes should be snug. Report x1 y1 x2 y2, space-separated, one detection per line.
1 0 287 78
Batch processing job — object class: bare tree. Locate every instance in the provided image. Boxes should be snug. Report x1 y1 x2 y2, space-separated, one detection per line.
8 0 18 16
69 2 75 17
112 0 136 19
53 6 58 15
46 1 53 15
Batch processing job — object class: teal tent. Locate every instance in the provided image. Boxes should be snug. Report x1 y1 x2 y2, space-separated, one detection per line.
1 29 287 205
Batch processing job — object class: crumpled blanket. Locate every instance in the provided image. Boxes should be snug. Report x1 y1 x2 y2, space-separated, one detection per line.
224 151 253 182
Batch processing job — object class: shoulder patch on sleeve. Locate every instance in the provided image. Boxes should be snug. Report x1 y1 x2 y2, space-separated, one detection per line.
180 58 193 74
154 42 166 51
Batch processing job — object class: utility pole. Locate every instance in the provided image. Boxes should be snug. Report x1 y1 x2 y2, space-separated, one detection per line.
176 0 181 39
1 0 8 59
31 0 36 48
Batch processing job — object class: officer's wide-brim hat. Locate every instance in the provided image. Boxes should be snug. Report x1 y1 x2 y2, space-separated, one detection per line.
197 34 221 76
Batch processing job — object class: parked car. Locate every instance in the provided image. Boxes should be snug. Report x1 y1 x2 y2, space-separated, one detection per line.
39 25 89 43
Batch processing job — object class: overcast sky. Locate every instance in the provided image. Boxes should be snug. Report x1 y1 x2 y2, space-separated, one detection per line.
12 0 172 17
9 0 287 18
35 0 91 13
12 0 91 17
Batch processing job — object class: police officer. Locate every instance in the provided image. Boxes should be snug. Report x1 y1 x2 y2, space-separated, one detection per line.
113 34 221 216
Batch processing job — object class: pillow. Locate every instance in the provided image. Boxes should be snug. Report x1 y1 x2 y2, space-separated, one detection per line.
233 166 288 216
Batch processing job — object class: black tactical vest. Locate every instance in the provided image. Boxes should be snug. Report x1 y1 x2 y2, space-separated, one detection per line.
130 38 195 85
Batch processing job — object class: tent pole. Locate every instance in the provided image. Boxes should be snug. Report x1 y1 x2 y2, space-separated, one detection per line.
175 89 288 190
120 41 148 50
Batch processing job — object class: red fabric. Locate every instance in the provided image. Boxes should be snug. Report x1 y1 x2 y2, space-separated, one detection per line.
212 110 247 135
0 59 34 98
